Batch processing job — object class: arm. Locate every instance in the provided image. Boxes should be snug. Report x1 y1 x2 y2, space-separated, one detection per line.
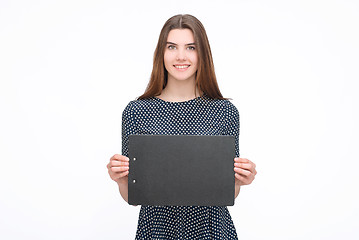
107 154 130 203
225 102 242 198
117 177 129 203
107 101 137 204
119 101 137 203
225 102 257 198
235 182 241 199
234 157 257 199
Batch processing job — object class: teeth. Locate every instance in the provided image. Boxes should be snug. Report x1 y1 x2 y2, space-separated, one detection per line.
175 65 190 69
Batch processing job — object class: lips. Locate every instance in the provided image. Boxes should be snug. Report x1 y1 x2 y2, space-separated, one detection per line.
174 64 190 69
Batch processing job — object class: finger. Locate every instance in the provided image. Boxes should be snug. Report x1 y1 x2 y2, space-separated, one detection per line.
234 158 256 171
235 173 254 185
111 154 130 161
111 166 129 173
235 173 247 183
234 167 251 177
246 159 256 169
111 171 129 179
119 171 129 178
238 158 249 163
234 162 252 171
110 160 129 167
107 160 127 170
234 158 249 163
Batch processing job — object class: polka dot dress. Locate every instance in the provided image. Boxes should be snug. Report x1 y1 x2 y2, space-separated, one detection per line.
122 94 240 240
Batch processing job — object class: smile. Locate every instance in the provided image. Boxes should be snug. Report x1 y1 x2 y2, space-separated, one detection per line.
174 65 190 69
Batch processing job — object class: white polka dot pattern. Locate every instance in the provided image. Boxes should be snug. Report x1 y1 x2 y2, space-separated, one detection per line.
121 95 240 239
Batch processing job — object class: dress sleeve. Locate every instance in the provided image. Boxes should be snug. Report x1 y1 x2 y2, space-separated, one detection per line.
121 101 138 157
225 101 240 158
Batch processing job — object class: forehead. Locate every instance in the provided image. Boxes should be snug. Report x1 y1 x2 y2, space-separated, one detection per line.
166 29 195 44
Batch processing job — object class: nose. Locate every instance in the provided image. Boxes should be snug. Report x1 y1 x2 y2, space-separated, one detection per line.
176 47 187 61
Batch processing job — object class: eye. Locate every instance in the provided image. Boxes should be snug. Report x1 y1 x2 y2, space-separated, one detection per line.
168 45 176 50
187 46 196 50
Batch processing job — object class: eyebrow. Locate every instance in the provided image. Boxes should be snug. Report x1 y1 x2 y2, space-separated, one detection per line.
166 42 196 46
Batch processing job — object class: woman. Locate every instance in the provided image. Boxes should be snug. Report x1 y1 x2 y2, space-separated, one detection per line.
107 14 257 239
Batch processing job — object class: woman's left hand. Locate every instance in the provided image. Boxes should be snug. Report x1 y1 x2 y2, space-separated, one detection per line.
234 158 257 186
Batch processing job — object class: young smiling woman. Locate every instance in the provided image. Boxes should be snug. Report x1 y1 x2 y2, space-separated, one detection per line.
107 14 257 239
159 28 199 102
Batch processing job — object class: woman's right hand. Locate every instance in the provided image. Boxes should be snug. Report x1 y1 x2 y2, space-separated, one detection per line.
107 154 129 184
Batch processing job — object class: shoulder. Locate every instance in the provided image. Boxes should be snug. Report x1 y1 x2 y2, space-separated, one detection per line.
204 97 239 124
122 97 157 114
225 100 239 116
203 96 238 113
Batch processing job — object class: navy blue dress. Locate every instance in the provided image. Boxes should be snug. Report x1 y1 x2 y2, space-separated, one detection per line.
122 95 240 239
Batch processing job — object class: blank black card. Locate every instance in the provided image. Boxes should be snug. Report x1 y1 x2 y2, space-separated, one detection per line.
128 135 235 206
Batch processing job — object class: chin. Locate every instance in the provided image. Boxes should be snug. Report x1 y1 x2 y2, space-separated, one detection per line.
168 73 196 82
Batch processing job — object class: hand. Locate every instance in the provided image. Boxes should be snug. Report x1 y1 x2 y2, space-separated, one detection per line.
234 158 257 186
107 154 129 184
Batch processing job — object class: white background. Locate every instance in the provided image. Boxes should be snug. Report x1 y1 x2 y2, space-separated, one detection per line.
1 0 358 239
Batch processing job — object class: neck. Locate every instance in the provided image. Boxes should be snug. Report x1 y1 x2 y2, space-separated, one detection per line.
158 76 202 102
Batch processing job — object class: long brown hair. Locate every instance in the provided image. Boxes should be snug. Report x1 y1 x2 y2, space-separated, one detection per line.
138 14 226 100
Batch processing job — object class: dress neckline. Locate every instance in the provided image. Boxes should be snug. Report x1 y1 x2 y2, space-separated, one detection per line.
153 95 205 104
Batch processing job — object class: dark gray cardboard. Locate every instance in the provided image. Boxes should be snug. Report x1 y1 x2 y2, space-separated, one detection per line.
128 135 235 206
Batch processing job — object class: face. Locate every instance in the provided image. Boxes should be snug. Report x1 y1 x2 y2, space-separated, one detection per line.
164 29 198 83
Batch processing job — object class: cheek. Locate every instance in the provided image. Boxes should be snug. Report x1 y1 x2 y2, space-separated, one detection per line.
191 52 199 66
164 50 175 63
163 53 172 70
191 58 199 73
